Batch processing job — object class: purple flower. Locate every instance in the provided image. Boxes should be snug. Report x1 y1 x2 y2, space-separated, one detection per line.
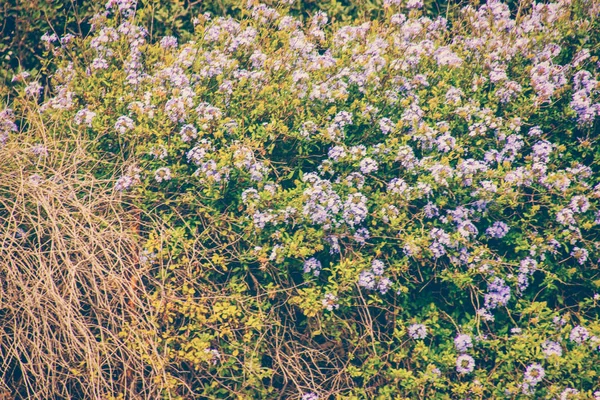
371 259 385 275
343 193 368 227
484 277 511 309
359 157 378 174
115 115 134 134
486 221 509 238
377 277 392 294
354 227 370 244
408 324 427 339
179 124 198 143
322 293 339 311
541 340 562 358
456 354 475 374
569 195 590 213
524 363 545 385
570 247 589 265
303 258 322 277
560 388 580 400
154 167 172 183
379 117 394 134
358 270 376 290
160 36 178 49
569 325 589 344
454 334 473 352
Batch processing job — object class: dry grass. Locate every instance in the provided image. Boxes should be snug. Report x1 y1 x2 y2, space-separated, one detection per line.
0 107 168 399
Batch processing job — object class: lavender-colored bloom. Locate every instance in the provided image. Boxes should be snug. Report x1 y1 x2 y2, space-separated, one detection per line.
115 115 134 134
180 124 198 143
91 57 109 70
542 340 562 358
524 363 545 385
553 315 567 327
454 334 473 352
328 145 346 161
484 277 511 309
456 354 475 374
556 208 576 226
241 188 259 204
354 227 370 244
74 108 96 127
457 221 478 238
569 195 590 213
358 270 376 290
148 146 167 160
343 193 368 227
154 167 172 183
569 325 589 344
528 126 543 136
160 36 178 49
379 117 394 134
560 388 580 400
437 133 456 153
322 293 339 311
517 273 530 293
165 97 189 123
388 178 410 196
303 257 322 276
423 202 439 218
434 46 462 67
532 140 553 162
445 86 463 104
301 393 319 400
371 259 385 275
41 32 58 43
31 144 48 157
406 0 423 8
115 176 133 191
302 175 342 226
570 247 588 265
377 277 392 294
359 157 378 174
477 308 495 322
25 82 43 98
519 258 538 275
408 324 427 339
486 221 509 238
429 242 446 258
252 210 274 229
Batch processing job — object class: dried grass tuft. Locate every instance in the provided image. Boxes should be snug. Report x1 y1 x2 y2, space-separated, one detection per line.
0 109 168 399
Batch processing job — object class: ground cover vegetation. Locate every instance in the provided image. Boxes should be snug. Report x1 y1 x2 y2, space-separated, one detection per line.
1 0 600 398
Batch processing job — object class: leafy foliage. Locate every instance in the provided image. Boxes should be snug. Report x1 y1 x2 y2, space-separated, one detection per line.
2 0 600 399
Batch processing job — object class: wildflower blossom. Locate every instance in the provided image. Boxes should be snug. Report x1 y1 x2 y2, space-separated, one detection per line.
456 354 475 374
303 258 322 277
408 324 427 339
322 293 339 311
524 363 545 385
454 334 473 352
115 116 134 133
154 167 172 183
570 325 589 344
542 340 562 358
486 221 509 238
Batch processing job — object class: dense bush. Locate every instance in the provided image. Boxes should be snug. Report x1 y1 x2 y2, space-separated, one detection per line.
2 0 600 398
0 0 387 85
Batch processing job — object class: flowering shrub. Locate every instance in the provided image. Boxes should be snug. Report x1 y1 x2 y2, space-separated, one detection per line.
2 0 600 398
